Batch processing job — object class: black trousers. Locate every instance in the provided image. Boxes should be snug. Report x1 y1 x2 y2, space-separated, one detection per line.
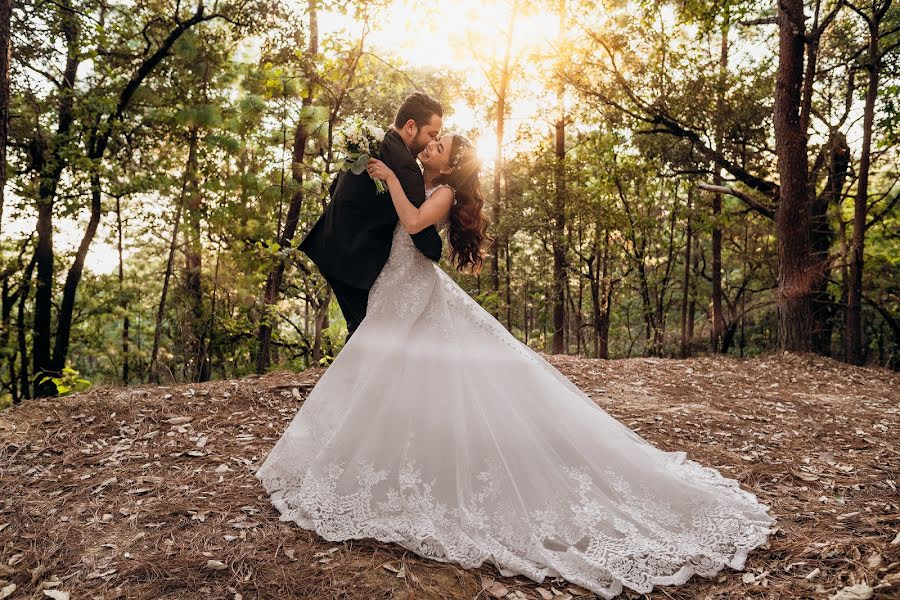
325 274 369 341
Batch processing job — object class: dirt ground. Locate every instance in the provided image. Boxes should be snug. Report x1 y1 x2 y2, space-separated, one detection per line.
1 353 898 600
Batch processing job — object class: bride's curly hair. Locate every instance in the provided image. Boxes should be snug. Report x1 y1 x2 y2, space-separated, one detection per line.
434 134 488 273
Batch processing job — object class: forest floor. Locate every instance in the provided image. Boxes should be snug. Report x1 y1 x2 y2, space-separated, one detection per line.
0 353 898 600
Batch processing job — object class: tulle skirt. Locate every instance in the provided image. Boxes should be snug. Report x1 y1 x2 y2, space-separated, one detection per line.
256 228 774 598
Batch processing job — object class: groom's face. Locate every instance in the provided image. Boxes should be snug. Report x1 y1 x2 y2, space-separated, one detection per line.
408 114 442 155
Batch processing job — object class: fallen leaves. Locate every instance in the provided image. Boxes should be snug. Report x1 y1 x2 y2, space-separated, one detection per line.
86 568 117 579
481 577 509 598
204 560 227 571
91 476 119 495
381 561 406 578
0 357 896 600
828 583 874 600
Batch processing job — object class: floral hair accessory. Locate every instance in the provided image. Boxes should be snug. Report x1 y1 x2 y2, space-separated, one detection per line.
450 136 473 170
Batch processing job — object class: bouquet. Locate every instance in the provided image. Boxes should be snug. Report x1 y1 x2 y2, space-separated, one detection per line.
334 116 388 193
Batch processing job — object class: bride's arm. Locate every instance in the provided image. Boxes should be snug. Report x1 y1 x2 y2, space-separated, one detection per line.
367 159 453 234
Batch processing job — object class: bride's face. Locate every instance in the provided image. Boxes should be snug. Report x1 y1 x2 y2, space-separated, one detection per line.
418 134 454 172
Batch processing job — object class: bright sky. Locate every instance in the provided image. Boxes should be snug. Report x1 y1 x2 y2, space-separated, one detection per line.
319 0 565 165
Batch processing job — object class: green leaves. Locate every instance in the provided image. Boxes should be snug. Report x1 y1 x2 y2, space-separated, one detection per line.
40 367 92 396
298 105 331 148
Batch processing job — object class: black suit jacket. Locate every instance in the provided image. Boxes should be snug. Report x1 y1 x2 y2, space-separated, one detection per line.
299 129 443 290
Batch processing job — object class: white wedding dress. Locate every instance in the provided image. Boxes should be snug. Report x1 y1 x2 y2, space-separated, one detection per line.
256 186 774 598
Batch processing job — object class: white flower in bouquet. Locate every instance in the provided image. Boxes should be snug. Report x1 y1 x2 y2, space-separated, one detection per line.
335 116 388 193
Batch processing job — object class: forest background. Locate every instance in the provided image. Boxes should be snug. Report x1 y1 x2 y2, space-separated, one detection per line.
1 0 898 404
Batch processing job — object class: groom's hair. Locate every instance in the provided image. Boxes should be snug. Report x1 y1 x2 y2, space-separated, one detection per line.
394 92 443 128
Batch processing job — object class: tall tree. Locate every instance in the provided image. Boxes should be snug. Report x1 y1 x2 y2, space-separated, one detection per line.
0 0 9 234
773 0 816 350
710 14 730 352
551 0 567 354
846 0 894 364
150 128 198 384
256 0 319 373
490 1 520 313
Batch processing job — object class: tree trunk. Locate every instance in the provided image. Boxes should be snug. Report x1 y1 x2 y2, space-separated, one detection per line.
810 132 850 355
847 6 885 364
838 218 849 360
550 0 567 354
150 128 197 383
680 186 693 358
312 289 331 363
0 0 10 234
256 0 318 373
588 225 601 357
32 195 55 395
47 170 102 383
204 240 222 381
1 275 12 401
183 171 205 381
598 228 612 359
688 235 699 341
16 265 31 401
711 16 729 352
116 196 130 384
774 0 815 351
505 236 512 329
523 276 529 345
488 1 519 310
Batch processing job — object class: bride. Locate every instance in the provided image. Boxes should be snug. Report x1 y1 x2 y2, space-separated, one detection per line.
255 133 774 598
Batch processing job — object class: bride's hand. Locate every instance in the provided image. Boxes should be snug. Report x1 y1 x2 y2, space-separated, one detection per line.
366 159 396 184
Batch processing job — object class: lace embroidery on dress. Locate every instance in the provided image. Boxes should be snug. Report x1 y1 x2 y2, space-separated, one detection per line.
262 454 771 598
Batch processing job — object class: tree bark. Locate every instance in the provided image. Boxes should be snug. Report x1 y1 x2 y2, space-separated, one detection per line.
680 186 693 358
0 0 10 235
184 170 205 381
810 132 850 354
597 227 612 359
116 196 130 384
688 236 699 340
311 289 331 363
505 236 512 329
204 240 222 381
711 17 729 352
1 275 12 401
16 261 32 401
774 0 815 351
550 0 567 354
847 1 889 364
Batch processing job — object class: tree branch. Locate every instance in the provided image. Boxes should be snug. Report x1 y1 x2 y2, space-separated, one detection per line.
697 183 776 219
740 16 778 26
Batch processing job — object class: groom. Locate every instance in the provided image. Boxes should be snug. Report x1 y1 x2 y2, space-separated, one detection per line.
299 92 444 339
